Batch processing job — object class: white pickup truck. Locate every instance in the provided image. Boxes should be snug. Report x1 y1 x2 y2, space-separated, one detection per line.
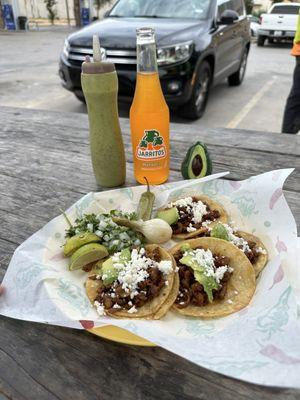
257 2 300 46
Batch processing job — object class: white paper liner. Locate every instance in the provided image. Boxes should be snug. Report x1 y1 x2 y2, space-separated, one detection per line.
1 169 300 388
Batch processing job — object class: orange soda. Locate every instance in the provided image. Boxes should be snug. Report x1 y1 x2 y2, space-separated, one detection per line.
130 28 170 185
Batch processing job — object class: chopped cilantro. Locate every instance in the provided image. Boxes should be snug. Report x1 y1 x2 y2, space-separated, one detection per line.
64 211 142 254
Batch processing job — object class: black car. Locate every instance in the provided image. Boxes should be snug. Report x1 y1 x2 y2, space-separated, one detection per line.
59 0 250 119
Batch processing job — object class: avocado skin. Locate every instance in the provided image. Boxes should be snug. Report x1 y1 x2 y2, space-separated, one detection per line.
181 141 212 179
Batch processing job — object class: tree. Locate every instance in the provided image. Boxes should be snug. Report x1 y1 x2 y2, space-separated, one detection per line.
73 0 81 26
244 0 253 15
44 0 57 24
94 0 112 19
0 5 4 30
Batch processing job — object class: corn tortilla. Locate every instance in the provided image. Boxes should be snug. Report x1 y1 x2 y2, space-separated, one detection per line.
85 245 178 319
171 237 256 318
169 195 229 239
236 231 268 277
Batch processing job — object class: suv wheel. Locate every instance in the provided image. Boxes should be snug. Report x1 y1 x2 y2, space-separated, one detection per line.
228 49 248 86
179 61 211 120
257 35 265 46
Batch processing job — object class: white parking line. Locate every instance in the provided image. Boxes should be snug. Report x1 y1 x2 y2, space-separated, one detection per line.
226 76 278 129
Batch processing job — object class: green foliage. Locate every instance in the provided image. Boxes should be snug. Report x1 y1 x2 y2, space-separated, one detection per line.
44 0 57 24
251 9 267 18
245 0 253 15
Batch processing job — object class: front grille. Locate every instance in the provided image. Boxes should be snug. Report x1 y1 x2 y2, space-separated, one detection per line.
68 46 137 67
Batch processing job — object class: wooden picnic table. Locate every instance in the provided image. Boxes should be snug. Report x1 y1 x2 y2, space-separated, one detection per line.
0 106 299 400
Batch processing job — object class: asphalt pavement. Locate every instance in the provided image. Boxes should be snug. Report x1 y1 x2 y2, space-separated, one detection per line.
0 27 295 133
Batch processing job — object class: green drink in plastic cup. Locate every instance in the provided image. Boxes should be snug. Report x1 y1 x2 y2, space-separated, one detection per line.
81 35 126 187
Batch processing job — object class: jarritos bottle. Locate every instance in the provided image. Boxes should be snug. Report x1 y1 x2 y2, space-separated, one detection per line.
130 27 170 185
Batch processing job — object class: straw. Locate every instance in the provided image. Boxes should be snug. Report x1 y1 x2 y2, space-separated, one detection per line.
93 34 102 62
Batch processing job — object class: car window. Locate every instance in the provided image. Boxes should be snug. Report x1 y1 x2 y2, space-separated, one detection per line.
110 0 212 19
271 5 300 15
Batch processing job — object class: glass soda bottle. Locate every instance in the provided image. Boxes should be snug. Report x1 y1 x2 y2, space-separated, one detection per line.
130 27 170 185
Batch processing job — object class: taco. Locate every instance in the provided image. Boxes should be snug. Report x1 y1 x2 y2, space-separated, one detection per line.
171 237 256 318
208 223 268 277
158 195 228 239
85 245 179 320
236 231 268 276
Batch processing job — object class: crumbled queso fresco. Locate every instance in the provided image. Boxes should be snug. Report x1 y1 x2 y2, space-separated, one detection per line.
256 246 267 254
183 248 232 284
221 225 266 255
168 197 208 229
222 224 251 253
94 248 173 316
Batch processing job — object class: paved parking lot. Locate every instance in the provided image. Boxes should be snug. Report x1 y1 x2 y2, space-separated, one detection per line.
0 27 295 133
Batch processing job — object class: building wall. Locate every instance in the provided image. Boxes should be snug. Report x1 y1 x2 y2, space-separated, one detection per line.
16 0 116 20
253 0 272 12
253 0 271 11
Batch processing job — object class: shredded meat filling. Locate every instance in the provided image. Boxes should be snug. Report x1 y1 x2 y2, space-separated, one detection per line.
174 250 232 308
91 248 167 313
242 240 260 264
82 262 95 272
192 233 261 266
171 197 220 234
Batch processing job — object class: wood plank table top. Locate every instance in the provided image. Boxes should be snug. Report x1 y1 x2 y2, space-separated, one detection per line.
0 106 299 400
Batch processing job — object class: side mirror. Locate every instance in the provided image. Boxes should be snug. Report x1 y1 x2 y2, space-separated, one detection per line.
219 10 239 25
103 10 110 18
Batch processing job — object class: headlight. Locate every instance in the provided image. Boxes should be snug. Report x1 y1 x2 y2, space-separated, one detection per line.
63 39 70 58
157 41 193 66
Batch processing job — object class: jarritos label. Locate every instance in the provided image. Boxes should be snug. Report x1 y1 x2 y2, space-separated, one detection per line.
136 129 167 160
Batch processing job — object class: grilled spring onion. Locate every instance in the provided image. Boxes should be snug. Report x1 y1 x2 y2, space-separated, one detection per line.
113 217 172 244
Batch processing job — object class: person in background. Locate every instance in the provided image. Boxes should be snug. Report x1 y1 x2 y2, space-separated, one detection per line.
282 11 300 134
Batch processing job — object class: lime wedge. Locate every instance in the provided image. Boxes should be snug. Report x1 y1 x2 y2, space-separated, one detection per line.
63 232 101 257
69 243 108 271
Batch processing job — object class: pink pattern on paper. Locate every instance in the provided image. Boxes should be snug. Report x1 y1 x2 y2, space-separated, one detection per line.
260 345 300 364
276 236 287 253
79 320 95 329
269 188 283 210
269 264 284 290
272 170 282 181
50 252 65 262
229 181 242 190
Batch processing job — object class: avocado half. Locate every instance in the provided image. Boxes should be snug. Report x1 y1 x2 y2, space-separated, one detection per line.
181 141 212 179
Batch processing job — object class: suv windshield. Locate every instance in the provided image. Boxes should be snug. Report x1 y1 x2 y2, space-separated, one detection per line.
109 0 211 19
